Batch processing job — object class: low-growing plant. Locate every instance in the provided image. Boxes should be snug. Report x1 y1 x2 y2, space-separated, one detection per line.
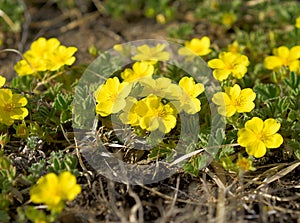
0 1 300 222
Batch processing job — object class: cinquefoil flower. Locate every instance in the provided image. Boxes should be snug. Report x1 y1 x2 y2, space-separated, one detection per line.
169 77 204 114
132 44 170 64
30 171 81 212
14 37 77 77
221 12 237 27
47 45 77 71
264 45 300 72
208 52 249 81
212 84 256 117
238 117 283 158
236 156 255 172
134 95 177 133
119 97 139 126
94 77 131 117
140 77 174 98
178 37 212 57
227 41 244 54
121 61 154 83
0 89 28 126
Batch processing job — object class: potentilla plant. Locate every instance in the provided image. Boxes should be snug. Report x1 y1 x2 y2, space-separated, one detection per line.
0 37 81 222
0 28 299 223
80 37 299 179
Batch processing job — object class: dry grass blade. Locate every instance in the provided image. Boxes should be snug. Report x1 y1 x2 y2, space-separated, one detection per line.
257 161 300 190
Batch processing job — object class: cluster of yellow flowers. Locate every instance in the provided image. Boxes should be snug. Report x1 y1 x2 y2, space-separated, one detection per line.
94 43 206 133
14 37 77 77
206 40 284 158
95 39 285 158
204 39 284 158
0 76 28 126
30 171 81 213
95 60 204 133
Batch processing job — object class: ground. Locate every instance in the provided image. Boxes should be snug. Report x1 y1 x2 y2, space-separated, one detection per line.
1 1 300 223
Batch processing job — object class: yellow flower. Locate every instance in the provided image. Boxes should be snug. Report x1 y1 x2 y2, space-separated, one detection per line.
131 44 170 64
30 171 81 212
121 61 154 82
30 37 60 57
140 77 174 98
178 37 212 57
169 77 204 114
221 12 237 27
119 97 139 126
156 14 166 24
134 95 177 133
0 89 28 126
47 45 77 71
208 52 250 81
113 44 131 57
94 77 131 117
14 55 47 76
227 41 244 54
296 17 300 29
0 76 6 88
14 37 77 76
212 84 256 117
264 46 300 72
238 117 283 158
236 156 255 172
14 37 60 76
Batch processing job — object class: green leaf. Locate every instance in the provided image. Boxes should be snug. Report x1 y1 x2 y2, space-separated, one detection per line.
254 83 280 100
54 93 73 111
288 140 300 160
215 128 225 145
183 163 198 176
148 146 172 160
53 157 60 171
218 146 235 159
284 72 300 90
0 210 10 223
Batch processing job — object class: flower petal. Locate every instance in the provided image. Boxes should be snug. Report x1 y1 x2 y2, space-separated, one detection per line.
213 69 231 81
229 84 241 100
289 46 300 60
264 133 283 148
263 118 281 136
238 128 257 147
208 59 225 69
264 56 282 70
245 117 263 133
246 140 266 158
0 76 6 88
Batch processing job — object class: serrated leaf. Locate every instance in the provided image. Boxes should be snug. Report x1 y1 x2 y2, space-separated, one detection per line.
183 163 198 176
215 128 225 145
53 158 60 171
284 72 300 90
254 83 280 100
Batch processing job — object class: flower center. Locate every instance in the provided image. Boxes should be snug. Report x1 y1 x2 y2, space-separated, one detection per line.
256 132 265 141
230 97 241 107
4 103 14 111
